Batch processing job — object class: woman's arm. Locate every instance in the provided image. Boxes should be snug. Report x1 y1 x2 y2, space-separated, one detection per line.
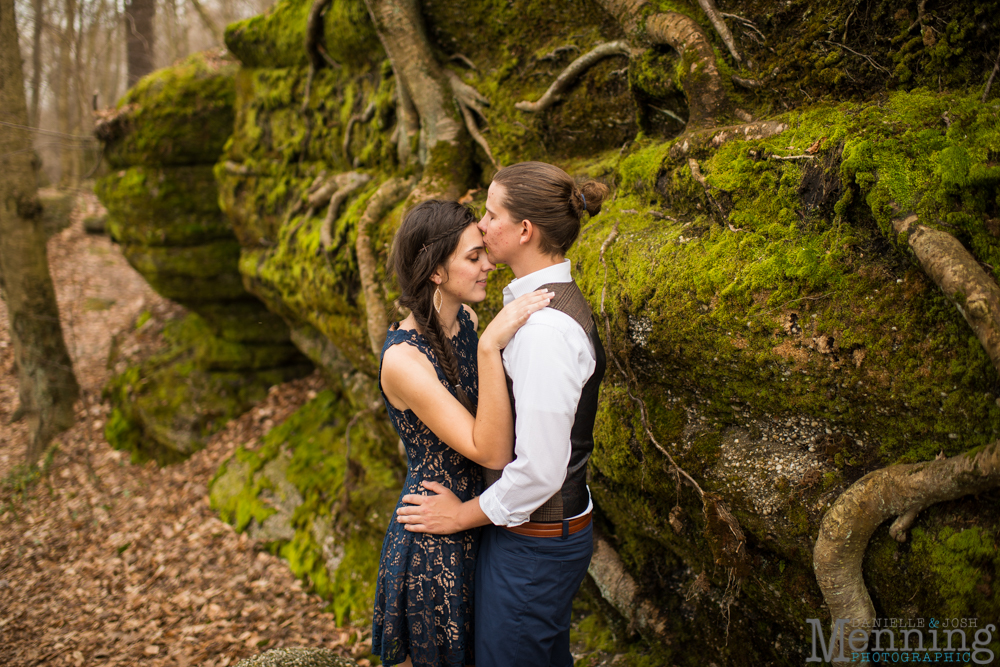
380 289 552 468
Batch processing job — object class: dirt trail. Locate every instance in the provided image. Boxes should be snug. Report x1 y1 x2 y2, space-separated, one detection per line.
0 193 369 666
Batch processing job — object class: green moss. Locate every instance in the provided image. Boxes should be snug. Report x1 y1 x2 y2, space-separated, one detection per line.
210 385 403 625
102 51 237 167
95 166 232 246
103 313 312 464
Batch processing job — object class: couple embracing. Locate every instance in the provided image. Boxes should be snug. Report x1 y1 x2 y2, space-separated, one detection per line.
372 161 609 667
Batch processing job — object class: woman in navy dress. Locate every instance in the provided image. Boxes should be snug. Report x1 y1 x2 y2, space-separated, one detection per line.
372 200 552 667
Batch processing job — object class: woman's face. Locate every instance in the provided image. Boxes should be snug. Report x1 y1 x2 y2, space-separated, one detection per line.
437 223 496 304
477 182 522 265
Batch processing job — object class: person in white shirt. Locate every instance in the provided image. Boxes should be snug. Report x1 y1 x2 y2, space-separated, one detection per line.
396 162 610 667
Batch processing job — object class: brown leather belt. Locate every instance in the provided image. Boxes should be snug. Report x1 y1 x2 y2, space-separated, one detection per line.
502 512 592 538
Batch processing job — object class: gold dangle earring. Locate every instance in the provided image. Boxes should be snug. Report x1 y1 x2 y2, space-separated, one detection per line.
433 286 443 314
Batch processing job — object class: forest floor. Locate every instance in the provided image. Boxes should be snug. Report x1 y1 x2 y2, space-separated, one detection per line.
0 191 370 667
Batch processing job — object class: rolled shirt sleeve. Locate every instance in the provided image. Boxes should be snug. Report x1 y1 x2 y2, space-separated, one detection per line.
478 313 596 527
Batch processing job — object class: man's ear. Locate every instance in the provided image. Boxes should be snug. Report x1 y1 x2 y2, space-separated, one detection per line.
519 219 534 246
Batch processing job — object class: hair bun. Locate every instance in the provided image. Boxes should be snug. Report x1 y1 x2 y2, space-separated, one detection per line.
579 180 610 216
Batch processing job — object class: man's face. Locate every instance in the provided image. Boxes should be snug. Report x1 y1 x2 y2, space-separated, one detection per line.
477 182 522 265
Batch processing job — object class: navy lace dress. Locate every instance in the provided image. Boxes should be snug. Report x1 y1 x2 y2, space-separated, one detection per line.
372 307 482 667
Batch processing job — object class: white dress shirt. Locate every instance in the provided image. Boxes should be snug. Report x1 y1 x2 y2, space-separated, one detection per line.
478 259 597 527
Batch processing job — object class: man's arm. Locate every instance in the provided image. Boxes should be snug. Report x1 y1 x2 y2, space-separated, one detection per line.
396 481 491 533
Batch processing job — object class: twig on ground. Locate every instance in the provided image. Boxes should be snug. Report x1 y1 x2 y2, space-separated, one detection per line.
820 40 889 73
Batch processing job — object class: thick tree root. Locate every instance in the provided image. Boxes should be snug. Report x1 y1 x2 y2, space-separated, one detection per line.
357 176 416 356
813 441 1000 654
588 532 671 641
596 0 730 128
515 41 630 113
893 213 1000 372
320 171 371 251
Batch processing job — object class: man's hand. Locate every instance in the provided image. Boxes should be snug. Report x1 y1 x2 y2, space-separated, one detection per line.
396 481 465 534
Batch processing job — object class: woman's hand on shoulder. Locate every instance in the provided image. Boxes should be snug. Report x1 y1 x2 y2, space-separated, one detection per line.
480 289 553 351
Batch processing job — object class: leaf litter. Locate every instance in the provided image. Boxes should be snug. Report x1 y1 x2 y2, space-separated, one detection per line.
0 193 370 666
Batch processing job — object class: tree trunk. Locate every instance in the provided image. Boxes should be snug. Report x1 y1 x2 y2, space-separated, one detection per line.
124 0 155 87
57 0 76 184
0 0 80 465
363 0 469 199
29 0 43 128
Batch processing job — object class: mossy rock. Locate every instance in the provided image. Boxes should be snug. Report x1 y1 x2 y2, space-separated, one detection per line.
195 300 295 345
105 361 310 464
210 382 403 626
103 312 313 464
98 50 238 168
234 648 357 667
95 165 233 246
120 240 246 302
225 0 381 71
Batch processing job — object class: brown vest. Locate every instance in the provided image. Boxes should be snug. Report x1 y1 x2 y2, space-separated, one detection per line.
483 281 606 521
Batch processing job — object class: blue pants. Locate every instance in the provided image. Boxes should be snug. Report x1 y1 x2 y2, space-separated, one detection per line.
474 522 594 667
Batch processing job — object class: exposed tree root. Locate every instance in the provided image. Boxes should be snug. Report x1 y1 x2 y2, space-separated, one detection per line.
588 532 671 642
596 0 730 127
514 41 630 113
893 213 1000 372
446 71 496 168
813 209 1000 651
695 0 740 65
813 441 1000 654
365 0 464 166
301 0 338 115
319 171 371 251
984 41 1000 103
392 65 420 167
342 100 376 164
357 176 416 356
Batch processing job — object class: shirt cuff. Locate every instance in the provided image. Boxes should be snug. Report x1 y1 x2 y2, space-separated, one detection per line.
478 486 530 527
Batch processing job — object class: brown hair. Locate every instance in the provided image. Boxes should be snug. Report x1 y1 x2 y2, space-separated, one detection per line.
389 200 477 414
492 161 609 256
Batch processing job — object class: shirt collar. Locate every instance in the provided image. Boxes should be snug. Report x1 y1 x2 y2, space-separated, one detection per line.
502 258 572 306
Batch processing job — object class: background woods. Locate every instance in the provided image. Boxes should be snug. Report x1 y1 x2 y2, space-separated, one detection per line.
4 0 1000 666
13 0 270 185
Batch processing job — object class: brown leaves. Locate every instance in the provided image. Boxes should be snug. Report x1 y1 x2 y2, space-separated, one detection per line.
0 196 368 666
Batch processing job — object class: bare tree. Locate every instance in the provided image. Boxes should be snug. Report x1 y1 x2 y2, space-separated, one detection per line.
29 0 42 127
0 0 80 465
124 0 154 86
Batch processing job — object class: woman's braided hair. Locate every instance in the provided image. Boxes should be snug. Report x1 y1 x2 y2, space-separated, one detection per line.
389 200 478 415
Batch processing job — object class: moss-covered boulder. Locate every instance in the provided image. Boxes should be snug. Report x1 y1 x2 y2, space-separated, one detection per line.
98 0 1000 663
95 50 239 168
94 49 314 463
210 376 402 626
104 312 313 464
